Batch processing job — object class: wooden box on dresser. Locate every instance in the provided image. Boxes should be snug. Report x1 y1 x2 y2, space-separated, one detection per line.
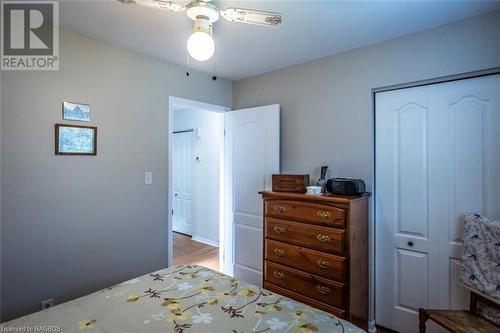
260 191 369 330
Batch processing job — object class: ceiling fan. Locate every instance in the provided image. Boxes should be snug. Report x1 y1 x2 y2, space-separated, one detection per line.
117 0 284 62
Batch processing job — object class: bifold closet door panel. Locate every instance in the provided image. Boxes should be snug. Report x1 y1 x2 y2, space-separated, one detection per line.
375 85 442 333
435 75 500 309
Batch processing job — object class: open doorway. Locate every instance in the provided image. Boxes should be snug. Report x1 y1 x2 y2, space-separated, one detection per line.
168 97 280 281
168 97 229 272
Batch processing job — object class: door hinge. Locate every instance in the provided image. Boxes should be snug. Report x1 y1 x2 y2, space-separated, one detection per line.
171 209 174 215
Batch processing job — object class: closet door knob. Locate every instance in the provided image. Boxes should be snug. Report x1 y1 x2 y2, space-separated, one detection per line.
408 241 414 247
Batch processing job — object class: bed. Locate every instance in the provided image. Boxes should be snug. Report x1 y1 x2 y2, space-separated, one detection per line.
2 265 365 332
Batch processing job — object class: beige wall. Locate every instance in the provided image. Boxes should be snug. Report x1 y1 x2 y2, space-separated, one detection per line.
232 10 500 325
0 30 231 321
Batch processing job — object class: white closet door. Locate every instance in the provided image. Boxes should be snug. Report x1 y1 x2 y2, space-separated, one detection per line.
376 85 442 332
172 131 193 236
375 74 499 333
435 76 500 309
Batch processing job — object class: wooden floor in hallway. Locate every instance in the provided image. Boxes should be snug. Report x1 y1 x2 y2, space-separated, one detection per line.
173 232 219 271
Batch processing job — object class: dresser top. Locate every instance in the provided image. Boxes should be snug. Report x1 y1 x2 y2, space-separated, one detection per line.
260 191 370 203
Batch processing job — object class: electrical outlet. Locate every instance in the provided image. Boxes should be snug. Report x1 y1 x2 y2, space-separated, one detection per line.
41 299 54 310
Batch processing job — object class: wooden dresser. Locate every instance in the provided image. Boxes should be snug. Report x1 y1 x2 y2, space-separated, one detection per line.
261 191 369 330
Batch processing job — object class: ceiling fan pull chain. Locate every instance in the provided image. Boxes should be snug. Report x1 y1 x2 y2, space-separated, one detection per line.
186 50 190 77
212 45 217 81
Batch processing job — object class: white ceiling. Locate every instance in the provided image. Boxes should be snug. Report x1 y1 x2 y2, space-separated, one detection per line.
60 0 500 80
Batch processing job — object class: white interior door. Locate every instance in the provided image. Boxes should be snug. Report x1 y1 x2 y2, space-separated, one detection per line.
172 131 193 236
224 105 280 285
375 74 500 333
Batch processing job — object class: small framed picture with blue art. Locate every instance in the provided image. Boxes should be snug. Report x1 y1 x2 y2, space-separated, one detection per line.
62 101 90 122
55 124 97 156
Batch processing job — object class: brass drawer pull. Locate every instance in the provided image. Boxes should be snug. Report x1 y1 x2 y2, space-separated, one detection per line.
316 285 331 294
274 248 286 257
273 271 285 279
317 210 331 220
316 234 331 243
273 205 286 214
317 260 331 269
273 225 286 234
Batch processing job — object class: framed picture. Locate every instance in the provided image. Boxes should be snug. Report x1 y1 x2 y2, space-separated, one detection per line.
55 124 97 156
62 102 90 122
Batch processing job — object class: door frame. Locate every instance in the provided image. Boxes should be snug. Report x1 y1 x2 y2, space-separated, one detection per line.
372 66 500 332
167 97 231 270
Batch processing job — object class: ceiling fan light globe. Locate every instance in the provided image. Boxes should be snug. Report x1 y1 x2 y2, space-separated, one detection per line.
187 31 214 61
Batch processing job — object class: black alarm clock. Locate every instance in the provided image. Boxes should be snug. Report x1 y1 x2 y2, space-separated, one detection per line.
326 178 366 195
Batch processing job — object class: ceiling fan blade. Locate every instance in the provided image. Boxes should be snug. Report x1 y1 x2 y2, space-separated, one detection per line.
117 0 185 12
221 8 283 27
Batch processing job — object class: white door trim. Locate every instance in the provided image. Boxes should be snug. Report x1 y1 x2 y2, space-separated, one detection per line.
168 97 230 270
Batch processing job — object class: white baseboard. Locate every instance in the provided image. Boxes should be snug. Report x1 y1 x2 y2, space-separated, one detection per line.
191 236 219 247
173 225 192 236
368 320 376 333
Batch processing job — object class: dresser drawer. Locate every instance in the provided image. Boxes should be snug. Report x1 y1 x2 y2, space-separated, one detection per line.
266 218 346 255
265 239 347 282
265 261 347 309
265 200 346 228
264 282 346 319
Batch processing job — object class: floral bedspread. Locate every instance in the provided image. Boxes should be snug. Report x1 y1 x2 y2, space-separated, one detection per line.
2 264 364 333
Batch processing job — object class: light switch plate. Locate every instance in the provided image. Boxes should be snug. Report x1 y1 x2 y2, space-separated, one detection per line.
145 171 153 185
